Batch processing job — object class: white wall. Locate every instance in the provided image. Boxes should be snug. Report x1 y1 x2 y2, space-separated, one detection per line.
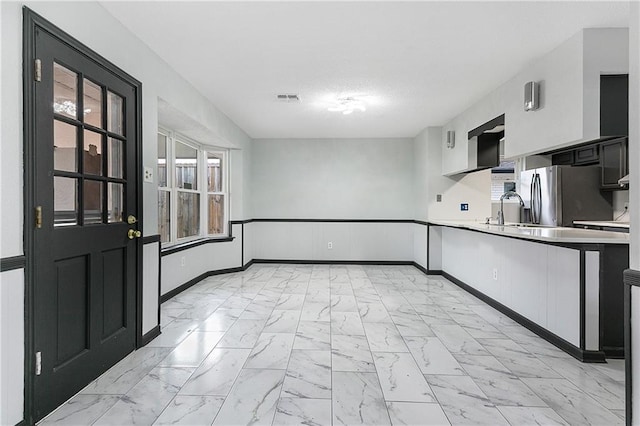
414 127 492 222
0 269 24 426
161 224 243 295
251 138 414 219
251 221 413 262
142 243 160 335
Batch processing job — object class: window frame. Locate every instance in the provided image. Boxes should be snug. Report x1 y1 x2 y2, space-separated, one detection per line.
158 127 229 246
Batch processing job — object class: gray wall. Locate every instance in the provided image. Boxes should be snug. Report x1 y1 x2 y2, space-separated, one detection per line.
251 138 414 219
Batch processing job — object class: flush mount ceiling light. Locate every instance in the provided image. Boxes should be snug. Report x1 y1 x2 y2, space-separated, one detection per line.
327 97 367 115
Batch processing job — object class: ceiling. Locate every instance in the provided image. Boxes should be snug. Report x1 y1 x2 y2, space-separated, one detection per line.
101 1 629 139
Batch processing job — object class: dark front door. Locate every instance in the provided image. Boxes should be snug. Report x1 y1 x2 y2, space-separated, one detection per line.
26 12 141 422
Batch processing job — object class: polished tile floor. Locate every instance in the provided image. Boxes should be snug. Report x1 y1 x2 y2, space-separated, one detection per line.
41 264 625 425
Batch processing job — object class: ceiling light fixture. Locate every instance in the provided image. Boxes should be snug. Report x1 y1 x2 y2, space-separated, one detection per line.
327 97 367 115
53 100 91 116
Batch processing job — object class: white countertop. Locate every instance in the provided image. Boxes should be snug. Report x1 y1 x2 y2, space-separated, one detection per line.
573 220 630 229
429 220 630 244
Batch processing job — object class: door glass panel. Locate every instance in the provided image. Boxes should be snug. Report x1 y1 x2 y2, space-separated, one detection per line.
107 182 124 223
207 152 222 192
84 130 103 175
107 91 124 136
54 176 78 226
158 133 167 187
54 120 78 172
83 78 102 128
175 141 198 190
53 63 77 119
208 194 224 235
107 137 124 178
84 180 103 224
177 191 199 238
158 190 170 243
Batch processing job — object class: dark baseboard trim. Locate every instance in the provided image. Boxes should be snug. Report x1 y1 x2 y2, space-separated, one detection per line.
243 259 255 269
160 266 245 303
1 255 26 272
441 271 606 363
427 269 443 275
14 419 26 426
252 259 414 266
602 347 625 359
161 237 235 257
142 234 161 244
412 262 428 275
139 326 161 347
250 218 415 223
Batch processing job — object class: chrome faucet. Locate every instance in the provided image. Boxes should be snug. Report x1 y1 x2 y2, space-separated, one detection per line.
497 190 525 225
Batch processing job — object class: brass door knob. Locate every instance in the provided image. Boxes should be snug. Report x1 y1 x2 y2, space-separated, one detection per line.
127 215 138 225
127 229 142 239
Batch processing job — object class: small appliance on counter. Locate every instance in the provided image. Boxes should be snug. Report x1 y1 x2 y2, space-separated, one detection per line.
520 165 612 227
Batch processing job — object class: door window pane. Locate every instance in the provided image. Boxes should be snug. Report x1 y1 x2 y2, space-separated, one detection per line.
207 153 222 192
54 176 78 226
208 194 224 235
84 130 103 175
107 137 124 178
108 182 124 223
83 78 102 128
158 133 167 187
107 91 124 135
175 141 198 190
54 120 78 172
158 190 170 243
84 180 103 224
177 192 199 238
53 63 77 119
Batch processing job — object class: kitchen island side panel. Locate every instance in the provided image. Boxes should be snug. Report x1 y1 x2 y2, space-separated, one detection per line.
441 226 581 347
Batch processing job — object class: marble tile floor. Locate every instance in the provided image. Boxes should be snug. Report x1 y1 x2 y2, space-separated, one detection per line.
40 264 625 425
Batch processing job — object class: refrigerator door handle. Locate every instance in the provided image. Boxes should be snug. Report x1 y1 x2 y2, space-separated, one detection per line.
531 173 541 224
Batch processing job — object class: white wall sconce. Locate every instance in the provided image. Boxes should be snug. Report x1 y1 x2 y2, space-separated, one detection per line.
446 130 455 149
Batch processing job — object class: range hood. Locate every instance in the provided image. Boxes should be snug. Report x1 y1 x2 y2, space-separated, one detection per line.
462 114 504 174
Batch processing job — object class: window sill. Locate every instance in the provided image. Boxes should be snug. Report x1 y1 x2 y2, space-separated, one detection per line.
161 236 235 256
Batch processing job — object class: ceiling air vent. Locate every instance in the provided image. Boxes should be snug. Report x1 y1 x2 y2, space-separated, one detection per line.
276 94 300 102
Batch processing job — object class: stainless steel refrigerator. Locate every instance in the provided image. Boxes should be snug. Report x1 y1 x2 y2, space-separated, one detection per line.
520 165 612 226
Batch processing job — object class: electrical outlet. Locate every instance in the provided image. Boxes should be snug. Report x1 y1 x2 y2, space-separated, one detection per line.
436 194 442 202
144 167 154 183
460 203 469 211
180 256 186 267
328 242 333 250
492 268 498 281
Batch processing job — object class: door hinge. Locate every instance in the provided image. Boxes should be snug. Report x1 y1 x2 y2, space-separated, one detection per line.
35 206 42 229
35 351 42 376
34 59 42 82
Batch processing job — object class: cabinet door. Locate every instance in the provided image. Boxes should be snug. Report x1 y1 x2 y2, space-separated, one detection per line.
600 138 628 189
574 144 599 165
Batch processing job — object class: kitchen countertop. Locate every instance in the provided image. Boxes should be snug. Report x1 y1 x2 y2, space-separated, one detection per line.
573 220 630 229
429 220 630 244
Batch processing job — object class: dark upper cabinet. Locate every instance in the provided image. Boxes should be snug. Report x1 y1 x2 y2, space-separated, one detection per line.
600 137 628 189
600 75 629 137
551 144 599 166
